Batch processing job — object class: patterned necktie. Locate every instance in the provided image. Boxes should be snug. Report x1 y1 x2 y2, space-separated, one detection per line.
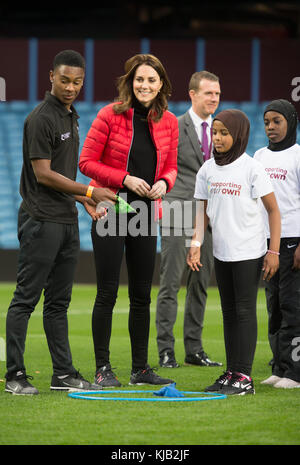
201 121 210 161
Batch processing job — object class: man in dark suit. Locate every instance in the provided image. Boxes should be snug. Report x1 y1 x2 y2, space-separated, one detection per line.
156 71 222 368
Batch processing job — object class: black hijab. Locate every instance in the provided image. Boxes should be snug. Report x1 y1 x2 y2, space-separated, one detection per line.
213 109 250 166
264 99 298 152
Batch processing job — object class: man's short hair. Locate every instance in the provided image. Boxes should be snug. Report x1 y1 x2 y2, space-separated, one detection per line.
189 71 219 92
53 50 85 71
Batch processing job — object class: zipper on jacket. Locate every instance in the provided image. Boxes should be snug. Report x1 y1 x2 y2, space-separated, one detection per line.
116 109 135 196
148 121 161 183
154 148 162 183
149 122 162 222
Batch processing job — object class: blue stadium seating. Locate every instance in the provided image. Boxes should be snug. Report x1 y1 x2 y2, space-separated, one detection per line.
0 100 298 251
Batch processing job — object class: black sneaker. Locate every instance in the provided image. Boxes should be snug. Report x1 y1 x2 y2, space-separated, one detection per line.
129 365 174 385
204 371 232 392
159 351 179 368
50 370 100 392
221 372 255 396
95 364 122 388
185 351 223 367
5 371 39 396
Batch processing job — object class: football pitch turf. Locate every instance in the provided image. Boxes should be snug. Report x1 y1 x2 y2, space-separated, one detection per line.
0 283 299 446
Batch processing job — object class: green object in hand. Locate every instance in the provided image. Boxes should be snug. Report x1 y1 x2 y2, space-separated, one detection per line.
115 195 137 214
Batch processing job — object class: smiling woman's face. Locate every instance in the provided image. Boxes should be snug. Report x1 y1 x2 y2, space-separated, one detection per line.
132 64 162 107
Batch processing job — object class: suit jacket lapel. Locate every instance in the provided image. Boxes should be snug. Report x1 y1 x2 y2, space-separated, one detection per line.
183 111 204 166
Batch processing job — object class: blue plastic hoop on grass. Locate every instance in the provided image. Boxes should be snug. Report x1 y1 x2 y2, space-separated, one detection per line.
68 390 227 402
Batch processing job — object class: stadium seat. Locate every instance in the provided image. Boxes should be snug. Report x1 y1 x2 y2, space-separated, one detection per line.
8 101 33 113
217 102 239 112
167 102 176 113
239 101 259 116
1 100 297 251
0 102 8 113
74 101 94 113
172 101 190 116
253 131 268 147
94 102 109 111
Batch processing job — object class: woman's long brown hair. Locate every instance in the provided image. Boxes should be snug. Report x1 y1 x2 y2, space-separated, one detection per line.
113 54 172 122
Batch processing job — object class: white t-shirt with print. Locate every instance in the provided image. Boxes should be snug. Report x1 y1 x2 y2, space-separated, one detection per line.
194 153 274 262
254 144 300 238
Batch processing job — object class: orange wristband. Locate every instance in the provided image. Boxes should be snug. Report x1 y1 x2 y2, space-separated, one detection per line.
86 185 94 198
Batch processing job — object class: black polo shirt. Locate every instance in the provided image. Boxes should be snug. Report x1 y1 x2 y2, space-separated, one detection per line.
19 91 80 224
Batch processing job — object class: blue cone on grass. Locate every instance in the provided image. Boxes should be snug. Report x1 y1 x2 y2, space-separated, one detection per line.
153 383 184 397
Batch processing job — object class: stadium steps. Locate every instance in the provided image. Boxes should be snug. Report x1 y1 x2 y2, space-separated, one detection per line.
1 100 298 251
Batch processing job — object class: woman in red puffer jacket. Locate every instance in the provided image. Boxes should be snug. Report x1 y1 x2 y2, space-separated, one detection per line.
79 54 178 388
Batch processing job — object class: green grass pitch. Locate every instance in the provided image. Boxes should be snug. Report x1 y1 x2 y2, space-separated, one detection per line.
0 283 299 445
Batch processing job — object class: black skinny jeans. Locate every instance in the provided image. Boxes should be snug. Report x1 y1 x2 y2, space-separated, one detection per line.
91 213 157 372
265 237 300 382
214 256 264 376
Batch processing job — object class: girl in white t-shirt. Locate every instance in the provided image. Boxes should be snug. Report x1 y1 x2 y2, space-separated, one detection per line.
254 99 300 389
187 109 281 396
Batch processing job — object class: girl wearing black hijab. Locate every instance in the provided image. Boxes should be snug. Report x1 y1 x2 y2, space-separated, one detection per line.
188 109 281 395
255 99 300 389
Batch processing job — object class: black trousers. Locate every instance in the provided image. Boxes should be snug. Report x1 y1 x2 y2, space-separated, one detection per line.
91 214 157 372
156 228 213 357
214 256 264 376
265 237 300 382
6 207 79 379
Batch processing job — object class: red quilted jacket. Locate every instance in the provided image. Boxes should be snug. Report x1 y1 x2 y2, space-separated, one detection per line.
79 103 178 217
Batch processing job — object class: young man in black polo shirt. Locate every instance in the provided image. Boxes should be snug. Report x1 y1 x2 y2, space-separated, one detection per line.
5 50 116 395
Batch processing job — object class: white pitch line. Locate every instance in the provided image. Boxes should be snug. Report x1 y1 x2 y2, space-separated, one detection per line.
0 303 267 318
5 334 269 346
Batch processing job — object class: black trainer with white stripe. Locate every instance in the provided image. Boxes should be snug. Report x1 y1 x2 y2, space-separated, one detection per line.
129 365 174 386
51 370 100 391
5 371 39 396
204 370 232 392
94 364 122 388
221 372 255 395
